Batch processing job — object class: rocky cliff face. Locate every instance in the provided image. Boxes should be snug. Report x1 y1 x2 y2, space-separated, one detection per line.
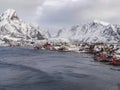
57 20 120 43
0 9 49 45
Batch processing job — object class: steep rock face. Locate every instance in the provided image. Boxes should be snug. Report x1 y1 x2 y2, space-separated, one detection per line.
0 9 48 44
57 20 120 43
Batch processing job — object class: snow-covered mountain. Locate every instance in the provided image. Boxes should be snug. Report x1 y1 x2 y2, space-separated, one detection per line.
56 20 120 43
0 9 49 45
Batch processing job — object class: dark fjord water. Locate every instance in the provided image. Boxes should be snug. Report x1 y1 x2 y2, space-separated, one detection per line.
0 47 120 90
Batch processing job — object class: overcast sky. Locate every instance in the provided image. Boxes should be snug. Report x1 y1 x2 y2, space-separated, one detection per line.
0 0 120 33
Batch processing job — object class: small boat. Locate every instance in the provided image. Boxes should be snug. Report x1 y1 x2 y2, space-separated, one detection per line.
34 45 42 50
94 52 108 62
112 60 120 65
111 54 120 65
43 43 56 51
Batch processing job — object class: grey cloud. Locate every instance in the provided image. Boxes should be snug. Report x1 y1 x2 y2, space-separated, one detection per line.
0 0 120 31
36 0 120 28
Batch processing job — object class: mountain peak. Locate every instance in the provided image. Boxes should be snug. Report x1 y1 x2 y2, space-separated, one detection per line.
57 20 120 43
93 20 110 26
1 9 19 20
0 9 48 45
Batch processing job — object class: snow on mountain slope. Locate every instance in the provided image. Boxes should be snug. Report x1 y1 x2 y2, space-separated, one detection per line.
0 9 49 45
57 20 120 43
